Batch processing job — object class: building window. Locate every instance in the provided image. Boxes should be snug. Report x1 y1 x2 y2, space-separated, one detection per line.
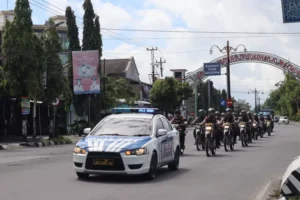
59 52 68 65
58 32 69 50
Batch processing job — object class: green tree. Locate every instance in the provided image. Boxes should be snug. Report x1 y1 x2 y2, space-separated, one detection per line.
65 6 85 118
176 81 193 107
44 18 72 138
94 16 102 58
2 0 43 139
150 77 185 116
82 0 96 51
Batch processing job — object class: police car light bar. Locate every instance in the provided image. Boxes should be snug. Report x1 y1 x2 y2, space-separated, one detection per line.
112 108 159 114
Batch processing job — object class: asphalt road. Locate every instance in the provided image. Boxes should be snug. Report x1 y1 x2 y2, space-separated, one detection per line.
0 124 300 200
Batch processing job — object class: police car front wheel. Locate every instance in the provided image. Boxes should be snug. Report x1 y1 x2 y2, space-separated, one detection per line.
76 172 89 179
145 151 158 180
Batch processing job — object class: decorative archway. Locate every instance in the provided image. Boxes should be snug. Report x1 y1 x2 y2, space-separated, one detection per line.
186 51 300 87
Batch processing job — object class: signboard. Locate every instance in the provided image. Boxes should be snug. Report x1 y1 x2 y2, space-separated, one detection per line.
21 97 30 115
203 63 221 76
72 50 100 95
220 99 226 107
233 102 239 108
226 99 233 106
281 0 300 23
52 98 60 106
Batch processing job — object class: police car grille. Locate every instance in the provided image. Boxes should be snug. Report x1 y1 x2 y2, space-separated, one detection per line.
85 152 125 171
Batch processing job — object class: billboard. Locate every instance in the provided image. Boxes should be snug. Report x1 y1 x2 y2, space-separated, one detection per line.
281 0 300 23
21 97 30 115
72 50 100 95
204 63 221 76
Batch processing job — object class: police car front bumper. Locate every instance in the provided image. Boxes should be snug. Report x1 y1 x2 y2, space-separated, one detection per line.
73 152 151 175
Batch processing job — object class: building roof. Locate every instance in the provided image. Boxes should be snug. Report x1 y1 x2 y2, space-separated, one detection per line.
101 58 130 75
0 10 14 16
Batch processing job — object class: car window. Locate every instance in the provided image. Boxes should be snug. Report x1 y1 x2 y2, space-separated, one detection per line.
160 117 172 132
155 118 164 133
90 117 152 136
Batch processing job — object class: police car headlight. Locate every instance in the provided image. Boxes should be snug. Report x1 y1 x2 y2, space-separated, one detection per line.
125 147 147 156
73 147 86 154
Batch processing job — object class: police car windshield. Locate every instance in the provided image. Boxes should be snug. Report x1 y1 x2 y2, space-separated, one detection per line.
90 117 152 136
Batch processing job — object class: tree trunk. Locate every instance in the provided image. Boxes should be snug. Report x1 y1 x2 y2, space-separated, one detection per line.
32 98 37 140
53 105 57 138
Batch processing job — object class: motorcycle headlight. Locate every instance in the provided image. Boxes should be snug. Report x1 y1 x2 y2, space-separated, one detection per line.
125 147 147 156
73 147 86 154
205 127 212 131
253 123 256 126
240 125 245 128
224 126 229 129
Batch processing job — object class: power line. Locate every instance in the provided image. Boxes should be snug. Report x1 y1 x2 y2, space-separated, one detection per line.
101 28 300 35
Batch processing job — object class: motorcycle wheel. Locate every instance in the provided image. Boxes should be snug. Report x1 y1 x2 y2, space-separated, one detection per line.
224 136 228 152
241 132 245 147
268 128 271 136
205 138 210 157
196 134 201 151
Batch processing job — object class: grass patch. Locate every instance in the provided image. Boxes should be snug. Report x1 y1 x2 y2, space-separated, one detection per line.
42 136 72 144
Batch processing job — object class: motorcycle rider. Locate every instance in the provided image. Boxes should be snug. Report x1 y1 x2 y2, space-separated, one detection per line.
259 113 266 132
192 109 206 144
170 110 186 152
265 113 273 131
221 108 237 143
199 108 220 148
238 110 251 142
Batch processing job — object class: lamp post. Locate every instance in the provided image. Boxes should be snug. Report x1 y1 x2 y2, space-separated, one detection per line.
209 41 247 102
248 88 264 113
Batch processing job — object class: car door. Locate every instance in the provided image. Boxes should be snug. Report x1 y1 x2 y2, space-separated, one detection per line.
160 117 175 163
155 117 170 165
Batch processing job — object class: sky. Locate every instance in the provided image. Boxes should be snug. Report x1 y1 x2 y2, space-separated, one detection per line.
2 0 300 108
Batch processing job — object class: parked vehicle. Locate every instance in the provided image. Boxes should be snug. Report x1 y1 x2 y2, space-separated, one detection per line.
279 116 289 124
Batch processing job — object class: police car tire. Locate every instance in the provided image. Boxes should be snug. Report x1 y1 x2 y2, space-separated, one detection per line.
76 172 89 179
168 147 180 171
145 152 157 180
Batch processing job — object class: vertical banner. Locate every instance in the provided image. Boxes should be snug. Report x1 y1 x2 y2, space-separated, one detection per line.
72 50 100 95
21 97 30 115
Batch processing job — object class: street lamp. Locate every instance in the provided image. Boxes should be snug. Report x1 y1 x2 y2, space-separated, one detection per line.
248 88 263 113
210 41 247 102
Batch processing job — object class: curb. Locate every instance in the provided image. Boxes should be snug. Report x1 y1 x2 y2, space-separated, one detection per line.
254 178 281 200
0 145 5 150
19 140 73 148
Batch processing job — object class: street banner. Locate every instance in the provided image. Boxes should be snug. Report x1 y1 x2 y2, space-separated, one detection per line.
204 63 221 76
72 50 100 95
281 0 300 23
21 97 30 115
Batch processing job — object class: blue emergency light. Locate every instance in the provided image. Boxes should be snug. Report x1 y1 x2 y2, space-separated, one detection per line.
112 108 159 114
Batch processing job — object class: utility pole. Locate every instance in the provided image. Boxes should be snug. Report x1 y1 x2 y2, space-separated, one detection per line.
147 47 158 83
208 79 211 108
156 57 166 77
248 88 263 113
226 41 231 101
258 97 261 113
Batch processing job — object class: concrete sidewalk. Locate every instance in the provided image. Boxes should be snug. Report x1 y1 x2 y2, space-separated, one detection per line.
0 135 82 150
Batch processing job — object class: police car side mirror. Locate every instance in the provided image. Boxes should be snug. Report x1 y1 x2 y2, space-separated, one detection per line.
83 128 91 135
157 129 167 137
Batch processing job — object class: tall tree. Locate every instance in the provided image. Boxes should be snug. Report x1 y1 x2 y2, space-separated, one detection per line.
2 0 41 139
94 16 102 58
82 0 96 51
65 6 85 117
44 18 72 138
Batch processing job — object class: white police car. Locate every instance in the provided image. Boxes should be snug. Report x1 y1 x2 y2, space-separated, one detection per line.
73 108 180 180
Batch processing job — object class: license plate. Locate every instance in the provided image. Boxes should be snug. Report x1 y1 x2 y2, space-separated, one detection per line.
93 159 114 166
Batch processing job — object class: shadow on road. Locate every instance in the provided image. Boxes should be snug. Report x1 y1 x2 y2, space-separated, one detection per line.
231 148 247 152
181 153 200 157
212 154 232 158
246 145 262 148
78 168 190 184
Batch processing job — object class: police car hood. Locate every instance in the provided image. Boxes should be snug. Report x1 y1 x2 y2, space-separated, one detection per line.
76 135 152 152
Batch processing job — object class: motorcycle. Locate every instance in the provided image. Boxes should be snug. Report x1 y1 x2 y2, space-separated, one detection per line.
223 123 234 151
195 124 205 151
259 121 265 138
266 120 272 136
252 122 259 140
239 122 248 147
204 123 216 157
173 124 186 154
